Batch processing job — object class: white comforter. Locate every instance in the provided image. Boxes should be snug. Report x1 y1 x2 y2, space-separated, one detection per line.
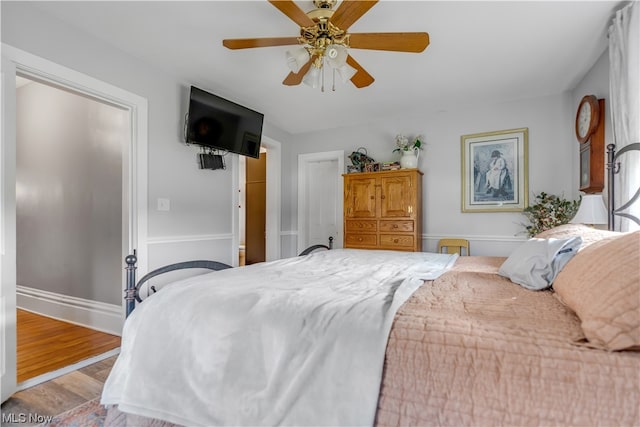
101 249 457 426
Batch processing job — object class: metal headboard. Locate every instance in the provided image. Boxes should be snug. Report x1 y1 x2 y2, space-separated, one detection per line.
606 143 640 230
124 251 232 317
123 240 334 317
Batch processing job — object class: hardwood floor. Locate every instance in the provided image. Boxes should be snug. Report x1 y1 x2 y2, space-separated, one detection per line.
17 309 121 383
1 311 121 426
1 356 116 427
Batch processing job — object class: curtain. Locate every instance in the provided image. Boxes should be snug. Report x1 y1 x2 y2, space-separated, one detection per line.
609 1 640 232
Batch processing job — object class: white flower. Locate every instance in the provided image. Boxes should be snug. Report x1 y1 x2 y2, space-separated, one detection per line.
395 134 409 149
394 133 425 153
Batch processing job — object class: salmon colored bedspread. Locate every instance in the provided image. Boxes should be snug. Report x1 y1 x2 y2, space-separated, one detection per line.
376 256 639 426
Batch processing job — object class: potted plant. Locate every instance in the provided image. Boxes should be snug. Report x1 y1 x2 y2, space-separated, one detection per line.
393 134 423 169
521 192 580 237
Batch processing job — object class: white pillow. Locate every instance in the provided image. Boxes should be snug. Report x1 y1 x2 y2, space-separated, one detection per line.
498 237 582 290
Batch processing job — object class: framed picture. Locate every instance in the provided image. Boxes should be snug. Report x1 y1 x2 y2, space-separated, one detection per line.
364 163 380 172
461 128 528 212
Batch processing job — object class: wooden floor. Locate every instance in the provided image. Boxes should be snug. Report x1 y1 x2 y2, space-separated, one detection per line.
17 309 121 383
1 355 116 427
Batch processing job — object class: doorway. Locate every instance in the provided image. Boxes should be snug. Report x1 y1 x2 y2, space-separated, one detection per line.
233 136 281 266
240 150 267 265
1 45 149 402
14 74 126 383
297 151 344 254
15 75 127 307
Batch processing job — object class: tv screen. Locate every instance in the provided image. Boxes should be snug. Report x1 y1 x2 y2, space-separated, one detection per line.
186 86 263 158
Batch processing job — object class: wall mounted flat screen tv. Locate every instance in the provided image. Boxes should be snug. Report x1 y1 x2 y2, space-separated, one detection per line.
186 86 263 159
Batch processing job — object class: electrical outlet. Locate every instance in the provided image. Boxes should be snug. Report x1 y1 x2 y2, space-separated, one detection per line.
157 198 170 211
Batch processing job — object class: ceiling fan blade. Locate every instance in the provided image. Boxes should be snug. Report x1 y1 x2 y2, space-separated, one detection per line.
268 0 315 28
223 37 300 50
346 55 374 88
349 32 430 53
330 0 378 31
282 55 316 86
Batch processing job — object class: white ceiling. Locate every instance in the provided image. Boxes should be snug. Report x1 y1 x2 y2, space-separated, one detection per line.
29 1 621 135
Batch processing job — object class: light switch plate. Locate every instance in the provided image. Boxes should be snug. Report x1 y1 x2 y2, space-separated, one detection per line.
157 198 170 211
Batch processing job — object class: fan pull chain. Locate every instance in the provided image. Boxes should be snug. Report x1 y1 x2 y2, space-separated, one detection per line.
321 60 325 92
332 68 336 92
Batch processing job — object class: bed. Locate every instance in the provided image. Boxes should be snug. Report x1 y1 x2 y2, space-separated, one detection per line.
101 144 640 426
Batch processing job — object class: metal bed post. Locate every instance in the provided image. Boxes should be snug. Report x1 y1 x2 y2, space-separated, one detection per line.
125 250 138 318
607 144 616 230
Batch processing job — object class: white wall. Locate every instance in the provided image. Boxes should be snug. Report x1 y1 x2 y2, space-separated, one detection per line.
16 79 126 305
1 2 292 275
282 92 576 256
1 2 611 262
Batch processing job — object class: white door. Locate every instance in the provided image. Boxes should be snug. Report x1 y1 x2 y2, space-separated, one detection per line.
297 151 344 254
1 55 18 403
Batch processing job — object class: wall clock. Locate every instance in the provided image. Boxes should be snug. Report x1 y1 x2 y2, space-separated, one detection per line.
575 95 599 144
575 95 604 193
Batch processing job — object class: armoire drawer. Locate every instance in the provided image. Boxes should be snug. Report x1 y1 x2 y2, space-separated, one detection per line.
379 234 414 248
379 220 414 232
345 233 377 247
345 220 377 232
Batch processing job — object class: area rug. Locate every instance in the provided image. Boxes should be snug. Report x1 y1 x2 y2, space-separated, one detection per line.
40 397 107 427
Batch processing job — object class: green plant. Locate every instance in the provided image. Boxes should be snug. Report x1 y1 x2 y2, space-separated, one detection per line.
522 192 580 237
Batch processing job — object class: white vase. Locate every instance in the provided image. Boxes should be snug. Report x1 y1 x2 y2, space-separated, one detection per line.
400 149 419 169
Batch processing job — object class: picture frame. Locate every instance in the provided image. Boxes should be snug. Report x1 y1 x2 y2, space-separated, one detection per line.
364 162 380 173
461 128 528 212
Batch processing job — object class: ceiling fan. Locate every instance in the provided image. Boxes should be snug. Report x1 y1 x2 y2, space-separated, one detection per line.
222 0 430 90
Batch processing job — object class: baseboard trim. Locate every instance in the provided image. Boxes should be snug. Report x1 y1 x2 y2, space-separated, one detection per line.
16 286 122 336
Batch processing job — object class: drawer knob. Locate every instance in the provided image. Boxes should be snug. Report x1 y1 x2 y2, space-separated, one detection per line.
358 237 363 242
394 239 399 243
393 224 398 228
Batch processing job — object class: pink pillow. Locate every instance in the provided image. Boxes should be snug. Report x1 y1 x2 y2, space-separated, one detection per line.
553 231 640 351
535 224 621 250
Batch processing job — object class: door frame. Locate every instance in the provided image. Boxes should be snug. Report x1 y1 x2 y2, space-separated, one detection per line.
232 136 281 265
297 150 344 255
1 54 18 403
1 44 148 401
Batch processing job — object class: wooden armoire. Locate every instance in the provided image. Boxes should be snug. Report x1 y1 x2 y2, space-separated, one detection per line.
343 169 422 252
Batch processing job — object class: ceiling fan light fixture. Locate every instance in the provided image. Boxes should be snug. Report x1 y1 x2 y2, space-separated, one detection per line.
223 0 430 90
336 63 357 83
285 47 310 73
302 64 322 88
325 44 348 68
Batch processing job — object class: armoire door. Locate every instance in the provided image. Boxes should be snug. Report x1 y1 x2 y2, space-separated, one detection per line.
380 174 414 218
345 177 377 218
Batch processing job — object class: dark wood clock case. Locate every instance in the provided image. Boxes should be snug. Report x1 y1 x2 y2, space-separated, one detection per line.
579 98 605 193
